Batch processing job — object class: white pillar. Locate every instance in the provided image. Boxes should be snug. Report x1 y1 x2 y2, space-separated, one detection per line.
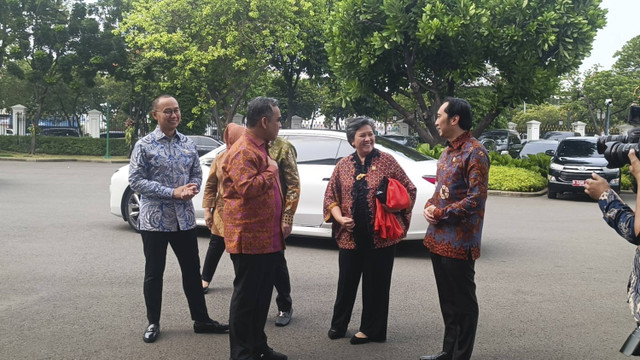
232 114 244 125
397 121 409 136
290 115 302 129
526 120 541 141
85 109 102 138
11 104 26 136
572 121 586 136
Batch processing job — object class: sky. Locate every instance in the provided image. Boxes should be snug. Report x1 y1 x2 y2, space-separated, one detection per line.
578 0 640 72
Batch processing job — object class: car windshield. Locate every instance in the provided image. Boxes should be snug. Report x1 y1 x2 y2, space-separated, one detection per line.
521 142 557 155
556 139 600 158
375 136 433 161
543 132 578 140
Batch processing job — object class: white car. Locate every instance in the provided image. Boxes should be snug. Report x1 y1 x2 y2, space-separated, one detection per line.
109 129 437 240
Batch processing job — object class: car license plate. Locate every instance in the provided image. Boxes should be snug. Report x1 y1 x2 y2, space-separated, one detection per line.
572 180 586 187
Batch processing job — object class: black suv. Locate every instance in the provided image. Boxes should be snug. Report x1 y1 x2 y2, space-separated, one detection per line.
478 129 523 157
40 127 81 137
547 137 620 199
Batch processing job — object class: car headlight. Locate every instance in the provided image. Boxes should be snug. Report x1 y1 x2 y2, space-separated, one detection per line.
610 178 620 185
550 163 563 171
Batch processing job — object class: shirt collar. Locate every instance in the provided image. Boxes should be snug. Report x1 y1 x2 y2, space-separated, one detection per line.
446 131 472 149
152 126 184 141
244 130 266 148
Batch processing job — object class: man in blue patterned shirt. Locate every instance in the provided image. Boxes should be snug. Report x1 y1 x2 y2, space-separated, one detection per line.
585 149 640 356
129 95 228 343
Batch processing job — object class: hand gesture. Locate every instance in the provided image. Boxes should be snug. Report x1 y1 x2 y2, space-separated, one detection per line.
339 216 355 232
424 205 439 225
584 173 610 200
174 183 199 200
629 149 640 181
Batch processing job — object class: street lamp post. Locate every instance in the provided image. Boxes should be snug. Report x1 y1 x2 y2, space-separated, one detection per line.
104 103 111 159
605 99 613 135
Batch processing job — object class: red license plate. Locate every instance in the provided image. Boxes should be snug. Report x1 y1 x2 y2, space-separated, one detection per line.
572 180 586 187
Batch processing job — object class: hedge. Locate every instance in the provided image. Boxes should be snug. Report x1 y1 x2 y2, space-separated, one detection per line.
489 166 547 192
0 135 130 156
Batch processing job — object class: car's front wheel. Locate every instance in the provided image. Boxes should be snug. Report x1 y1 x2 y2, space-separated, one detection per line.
123 188 141 231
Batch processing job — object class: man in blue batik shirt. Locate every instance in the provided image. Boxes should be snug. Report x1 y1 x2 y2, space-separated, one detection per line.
129 94 228 344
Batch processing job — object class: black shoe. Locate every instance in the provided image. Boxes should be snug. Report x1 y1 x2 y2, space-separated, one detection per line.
419 352 452 360
350 334 371 345
327 328 345 340
275 309 292 327
621 325 640 355
193 319 229 333
256 348 287 360
143 323 159 343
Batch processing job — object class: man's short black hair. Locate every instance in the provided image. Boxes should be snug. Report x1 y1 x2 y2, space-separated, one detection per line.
246 97 279 128
151 94 175 112
443 97 472 131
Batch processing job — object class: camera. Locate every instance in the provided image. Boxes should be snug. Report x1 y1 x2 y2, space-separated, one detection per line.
596 104 640 168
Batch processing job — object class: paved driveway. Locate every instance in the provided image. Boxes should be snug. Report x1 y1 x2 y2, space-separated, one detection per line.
0 161 636 359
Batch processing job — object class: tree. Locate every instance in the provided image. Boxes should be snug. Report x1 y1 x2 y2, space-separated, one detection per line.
325 0 606 145
268 0 329 128
0 0 29 71
511 103 567 127
613 34 640 73
120 0 309 134
580 69 640 132
4 1 124 152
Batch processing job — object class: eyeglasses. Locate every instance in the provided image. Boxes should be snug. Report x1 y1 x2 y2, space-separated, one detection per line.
157 109 180 117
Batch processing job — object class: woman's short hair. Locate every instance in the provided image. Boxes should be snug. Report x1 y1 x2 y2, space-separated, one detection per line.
346 117 376 147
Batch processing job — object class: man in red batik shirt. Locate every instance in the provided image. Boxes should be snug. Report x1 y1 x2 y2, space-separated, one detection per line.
222 97 287 360
420 97 490 360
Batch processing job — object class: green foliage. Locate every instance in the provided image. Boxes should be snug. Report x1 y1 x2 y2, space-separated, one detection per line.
488 152 550 179
120 0 311 128
325 0 606 145
511 103 567 127
0 136 129 156
417 143 445 159
621 165 636 191
613 35 640 72
489 166 547 192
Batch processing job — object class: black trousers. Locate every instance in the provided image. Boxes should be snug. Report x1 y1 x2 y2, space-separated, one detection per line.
201 234 226 283
430 252 478 360
330 244 396 341
141 229 209 324
274 250 292 312
229 252 278 360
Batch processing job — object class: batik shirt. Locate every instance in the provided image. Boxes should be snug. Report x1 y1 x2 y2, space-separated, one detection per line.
424 131 489 260
323 149 417 250
269 137 300 226
597 189 640 322
129 127 202 231
222 131 284 254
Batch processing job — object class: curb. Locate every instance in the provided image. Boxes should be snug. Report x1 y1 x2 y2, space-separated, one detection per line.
0 157 129 164
488 188 547 197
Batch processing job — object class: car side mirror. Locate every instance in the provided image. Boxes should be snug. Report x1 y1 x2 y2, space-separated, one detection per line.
545 149 555 156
